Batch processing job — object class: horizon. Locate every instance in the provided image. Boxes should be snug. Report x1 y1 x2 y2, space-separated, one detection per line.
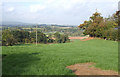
1 21 78 26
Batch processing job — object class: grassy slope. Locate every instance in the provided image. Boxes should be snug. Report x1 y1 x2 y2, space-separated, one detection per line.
2 39 118 75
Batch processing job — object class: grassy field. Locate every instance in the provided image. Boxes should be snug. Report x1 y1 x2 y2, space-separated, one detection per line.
2 39 118 75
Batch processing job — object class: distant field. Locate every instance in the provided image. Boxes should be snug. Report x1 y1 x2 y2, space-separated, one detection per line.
22 28 41 30
22 26 72 30
2 39 118 75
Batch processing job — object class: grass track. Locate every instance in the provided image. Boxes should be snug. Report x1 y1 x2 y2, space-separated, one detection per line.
2 39 118 75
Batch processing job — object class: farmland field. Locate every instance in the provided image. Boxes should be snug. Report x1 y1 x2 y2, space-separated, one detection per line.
2 39 118 75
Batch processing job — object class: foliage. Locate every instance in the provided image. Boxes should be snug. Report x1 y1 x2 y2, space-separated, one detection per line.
37 31 47 43
3 25 83 37
78 11 118 41
2 30 48 46
54 32 70 43
11 30 30 43
102 29 118 41
2 30 70 46
2 30 17 46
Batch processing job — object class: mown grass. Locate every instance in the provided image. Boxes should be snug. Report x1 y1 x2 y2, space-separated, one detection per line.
2 39 118 75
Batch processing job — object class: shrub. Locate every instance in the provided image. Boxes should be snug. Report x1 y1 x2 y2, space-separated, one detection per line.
54 32 70 43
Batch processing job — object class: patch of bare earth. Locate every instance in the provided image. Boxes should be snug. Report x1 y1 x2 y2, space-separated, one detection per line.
66 63 118 75
69 37 88 40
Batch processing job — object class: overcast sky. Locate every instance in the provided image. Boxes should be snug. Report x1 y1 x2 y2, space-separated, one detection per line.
1 0 119 25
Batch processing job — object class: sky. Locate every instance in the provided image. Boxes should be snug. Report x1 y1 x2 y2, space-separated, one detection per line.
1 0 119 25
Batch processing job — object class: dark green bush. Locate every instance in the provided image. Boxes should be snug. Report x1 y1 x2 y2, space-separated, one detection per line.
54 32 70 43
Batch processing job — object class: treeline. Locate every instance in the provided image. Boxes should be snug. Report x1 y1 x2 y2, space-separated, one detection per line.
78 11 119 41
3 25 83 37
2 30 70 46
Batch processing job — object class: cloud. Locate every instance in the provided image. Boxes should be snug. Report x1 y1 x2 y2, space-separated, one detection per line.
6 7 15 12
30 5 46 13
2 0 119 3
2 0 41 2
46 0 55 4
0 2 2 6
2 0 119 25
88 0 119 2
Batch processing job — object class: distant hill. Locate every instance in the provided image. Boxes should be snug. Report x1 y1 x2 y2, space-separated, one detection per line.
1 21 31 26
1 21 77 27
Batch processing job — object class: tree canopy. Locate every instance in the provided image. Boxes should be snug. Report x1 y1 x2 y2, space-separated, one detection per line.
78 11 118 41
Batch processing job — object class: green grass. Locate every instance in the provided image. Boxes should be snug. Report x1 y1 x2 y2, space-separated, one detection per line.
2 39 118 75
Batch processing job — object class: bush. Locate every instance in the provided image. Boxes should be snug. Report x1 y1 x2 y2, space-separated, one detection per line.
54 32 70 43
102 29 118 41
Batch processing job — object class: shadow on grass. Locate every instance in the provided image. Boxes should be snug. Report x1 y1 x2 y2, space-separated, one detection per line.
2 52 41 75
2 52 78 77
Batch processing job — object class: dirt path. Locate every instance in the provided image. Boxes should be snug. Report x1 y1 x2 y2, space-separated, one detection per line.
66 63 118 75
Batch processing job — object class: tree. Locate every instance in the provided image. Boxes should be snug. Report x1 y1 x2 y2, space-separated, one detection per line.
22 31 30 43
30 31 48 44
11 30 30 43
78 11 119 41
30 32 36 43
78 11 104 37
2 30 17 46
37 31 47 43
54 32 70 43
